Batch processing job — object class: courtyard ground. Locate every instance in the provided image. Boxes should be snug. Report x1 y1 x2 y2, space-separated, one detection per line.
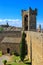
0 54 31 65
0 55 10 65
7 55 31 65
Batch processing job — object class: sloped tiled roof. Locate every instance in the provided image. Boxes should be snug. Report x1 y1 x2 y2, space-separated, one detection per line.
1 37 21 44
0 25 22 31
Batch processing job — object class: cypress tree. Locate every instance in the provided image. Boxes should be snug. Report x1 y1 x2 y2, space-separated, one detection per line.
20 32 26 61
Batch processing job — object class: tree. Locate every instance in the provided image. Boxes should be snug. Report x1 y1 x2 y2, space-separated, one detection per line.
3 60 7 65
20 32 26 61
0 27 4 31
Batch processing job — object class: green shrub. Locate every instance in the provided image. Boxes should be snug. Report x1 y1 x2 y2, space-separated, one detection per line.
12 51 19 56
0 27 4 31
7 64 11 65
2 60 7 65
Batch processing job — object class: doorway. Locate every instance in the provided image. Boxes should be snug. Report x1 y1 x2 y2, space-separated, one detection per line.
7 48 10 53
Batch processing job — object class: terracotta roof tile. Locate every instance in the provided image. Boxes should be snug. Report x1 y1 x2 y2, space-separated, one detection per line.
1 37 21 43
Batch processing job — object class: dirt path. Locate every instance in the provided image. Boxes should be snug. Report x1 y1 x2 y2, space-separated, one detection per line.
0 55 10 65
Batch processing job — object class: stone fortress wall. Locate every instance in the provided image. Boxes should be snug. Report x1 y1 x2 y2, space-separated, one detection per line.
22 7 43 65
25 31 43 65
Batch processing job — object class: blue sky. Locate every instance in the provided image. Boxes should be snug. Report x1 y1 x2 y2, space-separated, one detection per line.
0 0 43 28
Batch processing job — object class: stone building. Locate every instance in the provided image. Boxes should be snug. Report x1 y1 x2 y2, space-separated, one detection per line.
0 31 21 55
1 37 21 54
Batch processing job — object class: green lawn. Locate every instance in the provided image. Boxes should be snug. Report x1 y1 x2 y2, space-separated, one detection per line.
7 55 31 65
0 27 4 31
11 55 20 61
0 51 2 57
11 62 27 65
7 61 31 65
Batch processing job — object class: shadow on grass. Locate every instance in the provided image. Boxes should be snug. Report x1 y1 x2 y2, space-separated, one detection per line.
24 61 31 65
24 59 31 65
7 64 11 65
25 62 31 65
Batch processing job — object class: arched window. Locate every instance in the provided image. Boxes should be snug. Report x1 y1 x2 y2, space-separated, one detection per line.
24 15 28 22
24 15 28 30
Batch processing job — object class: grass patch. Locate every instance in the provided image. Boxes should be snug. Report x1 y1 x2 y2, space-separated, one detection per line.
12 55 20 61
0 51 2 57
11 62 26 65
7 55 31 65
9 62 31 65
0 27 4 31
7 62 27 65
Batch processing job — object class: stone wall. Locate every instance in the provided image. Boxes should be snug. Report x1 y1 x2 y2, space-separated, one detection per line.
1 43 20 55
25 31 43 65
0 31 21 37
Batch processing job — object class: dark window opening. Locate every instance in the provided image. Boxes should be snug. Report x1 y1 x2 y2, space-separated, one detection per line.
7 48 10 53
24 15 28 30
24 15 28 22
25 26 28 31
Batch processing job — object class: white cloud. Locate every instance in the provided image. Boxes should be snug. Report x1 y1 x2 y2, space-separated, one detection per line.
0 19 43 28
0 19 22 27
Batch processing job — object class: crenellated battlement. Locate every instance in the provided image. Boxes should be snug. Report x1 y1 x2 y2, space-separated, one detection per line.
29 7 37 15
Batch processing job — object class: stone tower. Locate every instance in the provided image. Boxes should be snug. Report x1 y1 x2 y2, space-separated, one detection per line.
38 24 41 32
22 7 37 31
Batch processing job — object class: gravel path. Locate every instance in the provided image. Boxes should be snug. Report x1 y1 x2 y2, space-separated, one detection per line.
0 55 10 65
